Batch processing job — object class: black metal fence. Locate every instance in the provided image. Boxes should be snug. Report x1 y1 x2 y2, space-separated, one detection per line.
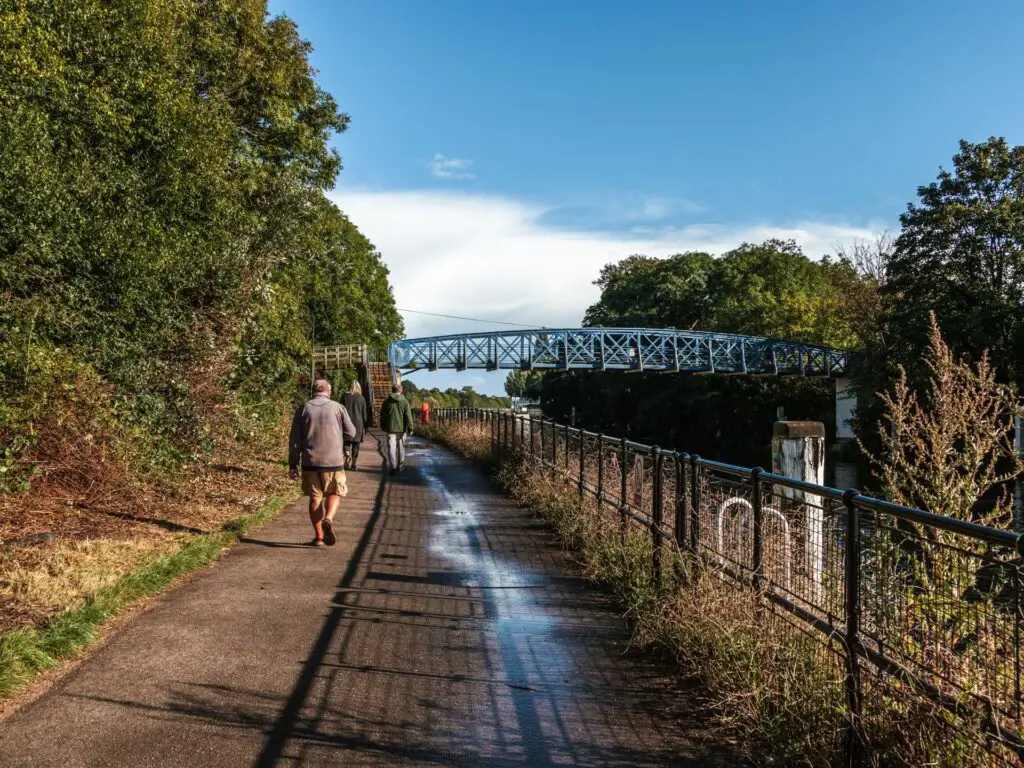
431 407 1024 762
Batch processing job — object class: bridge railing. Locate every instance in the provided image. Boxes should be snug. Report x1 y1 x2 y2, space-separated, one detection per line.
429 407 1024 762
313 344 367 368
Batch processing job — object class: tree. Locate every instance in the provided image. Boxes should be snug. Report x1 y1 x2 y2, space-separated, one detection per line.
886 138 1024 384
403 383 509 410
834 232 894 286
583 252 715 329
582 240 869 349
504 369 544 400
0 1 402 485
708 240 862 348
543 239 879 457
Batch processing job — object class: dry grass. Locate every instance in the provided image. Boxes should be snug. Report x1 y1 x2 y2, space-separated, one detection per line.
0 537 179 621
0 421 293 634
0 337 300 699
418 420 495 464
427 419 1014 767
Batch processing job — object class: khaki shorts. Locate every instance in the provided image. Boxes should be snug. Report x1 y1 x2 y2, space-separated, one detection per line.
301 470 347 503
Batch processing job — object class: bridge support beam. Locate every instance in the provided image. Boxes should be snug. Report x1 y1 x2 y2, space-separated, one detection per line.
834 378 856 440
832 377 859 489
772 421 825 605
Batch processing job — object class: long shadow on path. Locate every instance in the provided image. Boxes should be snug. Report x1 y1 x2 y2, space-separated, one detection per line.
0 436 736 768
249 441 734 767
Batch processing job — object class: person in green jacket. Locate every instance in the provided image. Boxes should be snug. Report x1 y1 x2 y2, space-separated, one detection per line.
380 384 414 474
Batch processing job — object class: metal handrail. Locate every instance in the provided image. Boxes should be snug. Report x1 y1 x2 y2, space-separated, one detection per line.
427 406 1024 761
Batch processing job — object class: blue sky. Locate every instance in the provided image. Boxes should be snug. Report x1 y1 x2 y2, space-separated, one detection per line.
269 0 1024 394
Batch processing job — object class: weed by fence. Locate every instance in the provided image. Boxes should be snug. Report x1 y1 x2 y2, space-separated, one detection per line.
432 407 1024 765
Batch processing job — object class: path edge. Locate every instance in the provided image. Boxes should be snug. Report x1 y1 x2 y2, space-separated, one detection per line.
0 492 300 716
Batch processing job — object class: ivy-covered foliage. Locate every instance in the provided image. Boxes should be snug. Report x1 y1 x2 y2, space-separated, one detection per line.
0 0 402 489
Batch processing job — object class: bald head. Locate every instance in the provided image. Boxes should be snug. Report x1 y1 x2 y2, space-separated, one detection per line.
313 379 331 397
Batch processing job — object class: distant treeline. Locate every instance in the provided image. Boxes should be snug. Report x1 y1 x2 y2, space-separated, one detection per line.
0 1 402 492
402 381 510 410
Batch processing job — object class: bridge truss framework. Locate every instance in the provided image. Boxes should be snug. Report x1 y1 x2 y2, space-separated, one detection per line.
387 328 849 377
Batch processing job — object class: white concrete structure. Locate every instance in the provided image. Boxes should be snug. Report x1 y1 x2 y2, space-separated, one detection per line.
834 377 856 440
772 421 826 605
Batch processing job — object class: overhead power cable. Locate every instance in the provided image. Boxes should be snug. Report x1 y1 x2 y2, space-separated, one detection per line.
396 307 548 329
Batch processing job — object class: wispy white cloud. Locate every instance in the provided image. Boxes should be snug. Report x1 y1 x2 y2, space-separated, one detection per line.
327 188 884 392
538 195 705 230
428 153 476 180
625 195 706 221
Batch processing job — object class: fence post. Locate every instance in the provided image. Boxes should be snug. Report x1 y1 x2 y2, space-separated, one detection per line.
690 455 702 580
564 422 570 472
597 434 605 503
578 429 586 496
539 417 546 470
676 453 689 548
619 437 629 545
491 410 497 455
551 419 558 480
751 467 764 590
675 452 689 581
1015 561 1022 727
843 489 864 764
652 446 663 590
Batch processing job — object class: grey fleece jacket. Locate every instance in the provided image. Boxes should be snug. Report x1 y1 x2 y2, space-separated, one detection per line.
288 395 357 471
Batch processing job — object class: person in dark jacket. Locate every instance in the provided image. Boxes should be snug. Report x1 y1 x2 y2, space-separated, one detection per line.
379 384 414 474
288 379 356 546
340 380 368 470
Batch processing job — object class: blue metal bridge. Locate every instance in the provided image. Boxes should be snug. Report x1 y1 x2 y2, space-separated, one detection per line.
387 328 849 377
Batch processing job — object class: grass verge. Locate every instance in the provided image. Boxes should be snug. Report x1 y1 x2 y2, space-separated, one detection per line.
0 495 290 697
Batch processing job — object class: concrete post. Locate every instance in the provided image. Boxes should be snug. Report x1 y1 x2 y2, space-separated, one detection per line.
1015 415 1023 531
834 378 856 440
772 421 825 605
832 377 858 489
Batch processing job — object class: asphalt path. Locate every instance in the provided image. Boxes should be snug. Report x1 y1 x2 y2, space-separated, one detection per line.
0 433 733 767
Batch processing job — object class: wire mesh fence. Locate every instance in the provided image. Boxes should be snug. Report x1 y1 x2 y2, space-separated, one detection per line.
432 408 1024 763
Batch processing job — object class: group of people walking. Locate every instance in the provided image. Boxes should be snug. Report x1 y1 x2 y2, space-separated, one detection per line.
287 378 415 546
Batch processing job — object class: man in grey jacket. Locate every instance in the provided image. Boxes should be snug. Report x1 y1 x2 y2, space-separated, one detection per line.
288 379 357 547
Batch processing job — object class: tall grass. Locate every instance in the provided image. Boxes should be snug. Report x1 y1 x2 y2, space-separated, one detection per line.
426 420 1008 767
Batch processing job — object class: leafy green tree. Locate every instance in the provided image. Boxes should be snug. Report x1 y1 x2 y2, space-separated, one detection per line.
709 240 862 348
546 239 876 460
582 239 868 347
404 383 508 410
0 0 402 485
885 137 1024 384
583 252 715 329
504 369 544 400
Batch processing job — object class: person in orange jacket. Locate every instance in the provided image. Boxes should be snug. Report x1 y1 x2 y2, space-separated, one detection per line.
420 399 431 424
